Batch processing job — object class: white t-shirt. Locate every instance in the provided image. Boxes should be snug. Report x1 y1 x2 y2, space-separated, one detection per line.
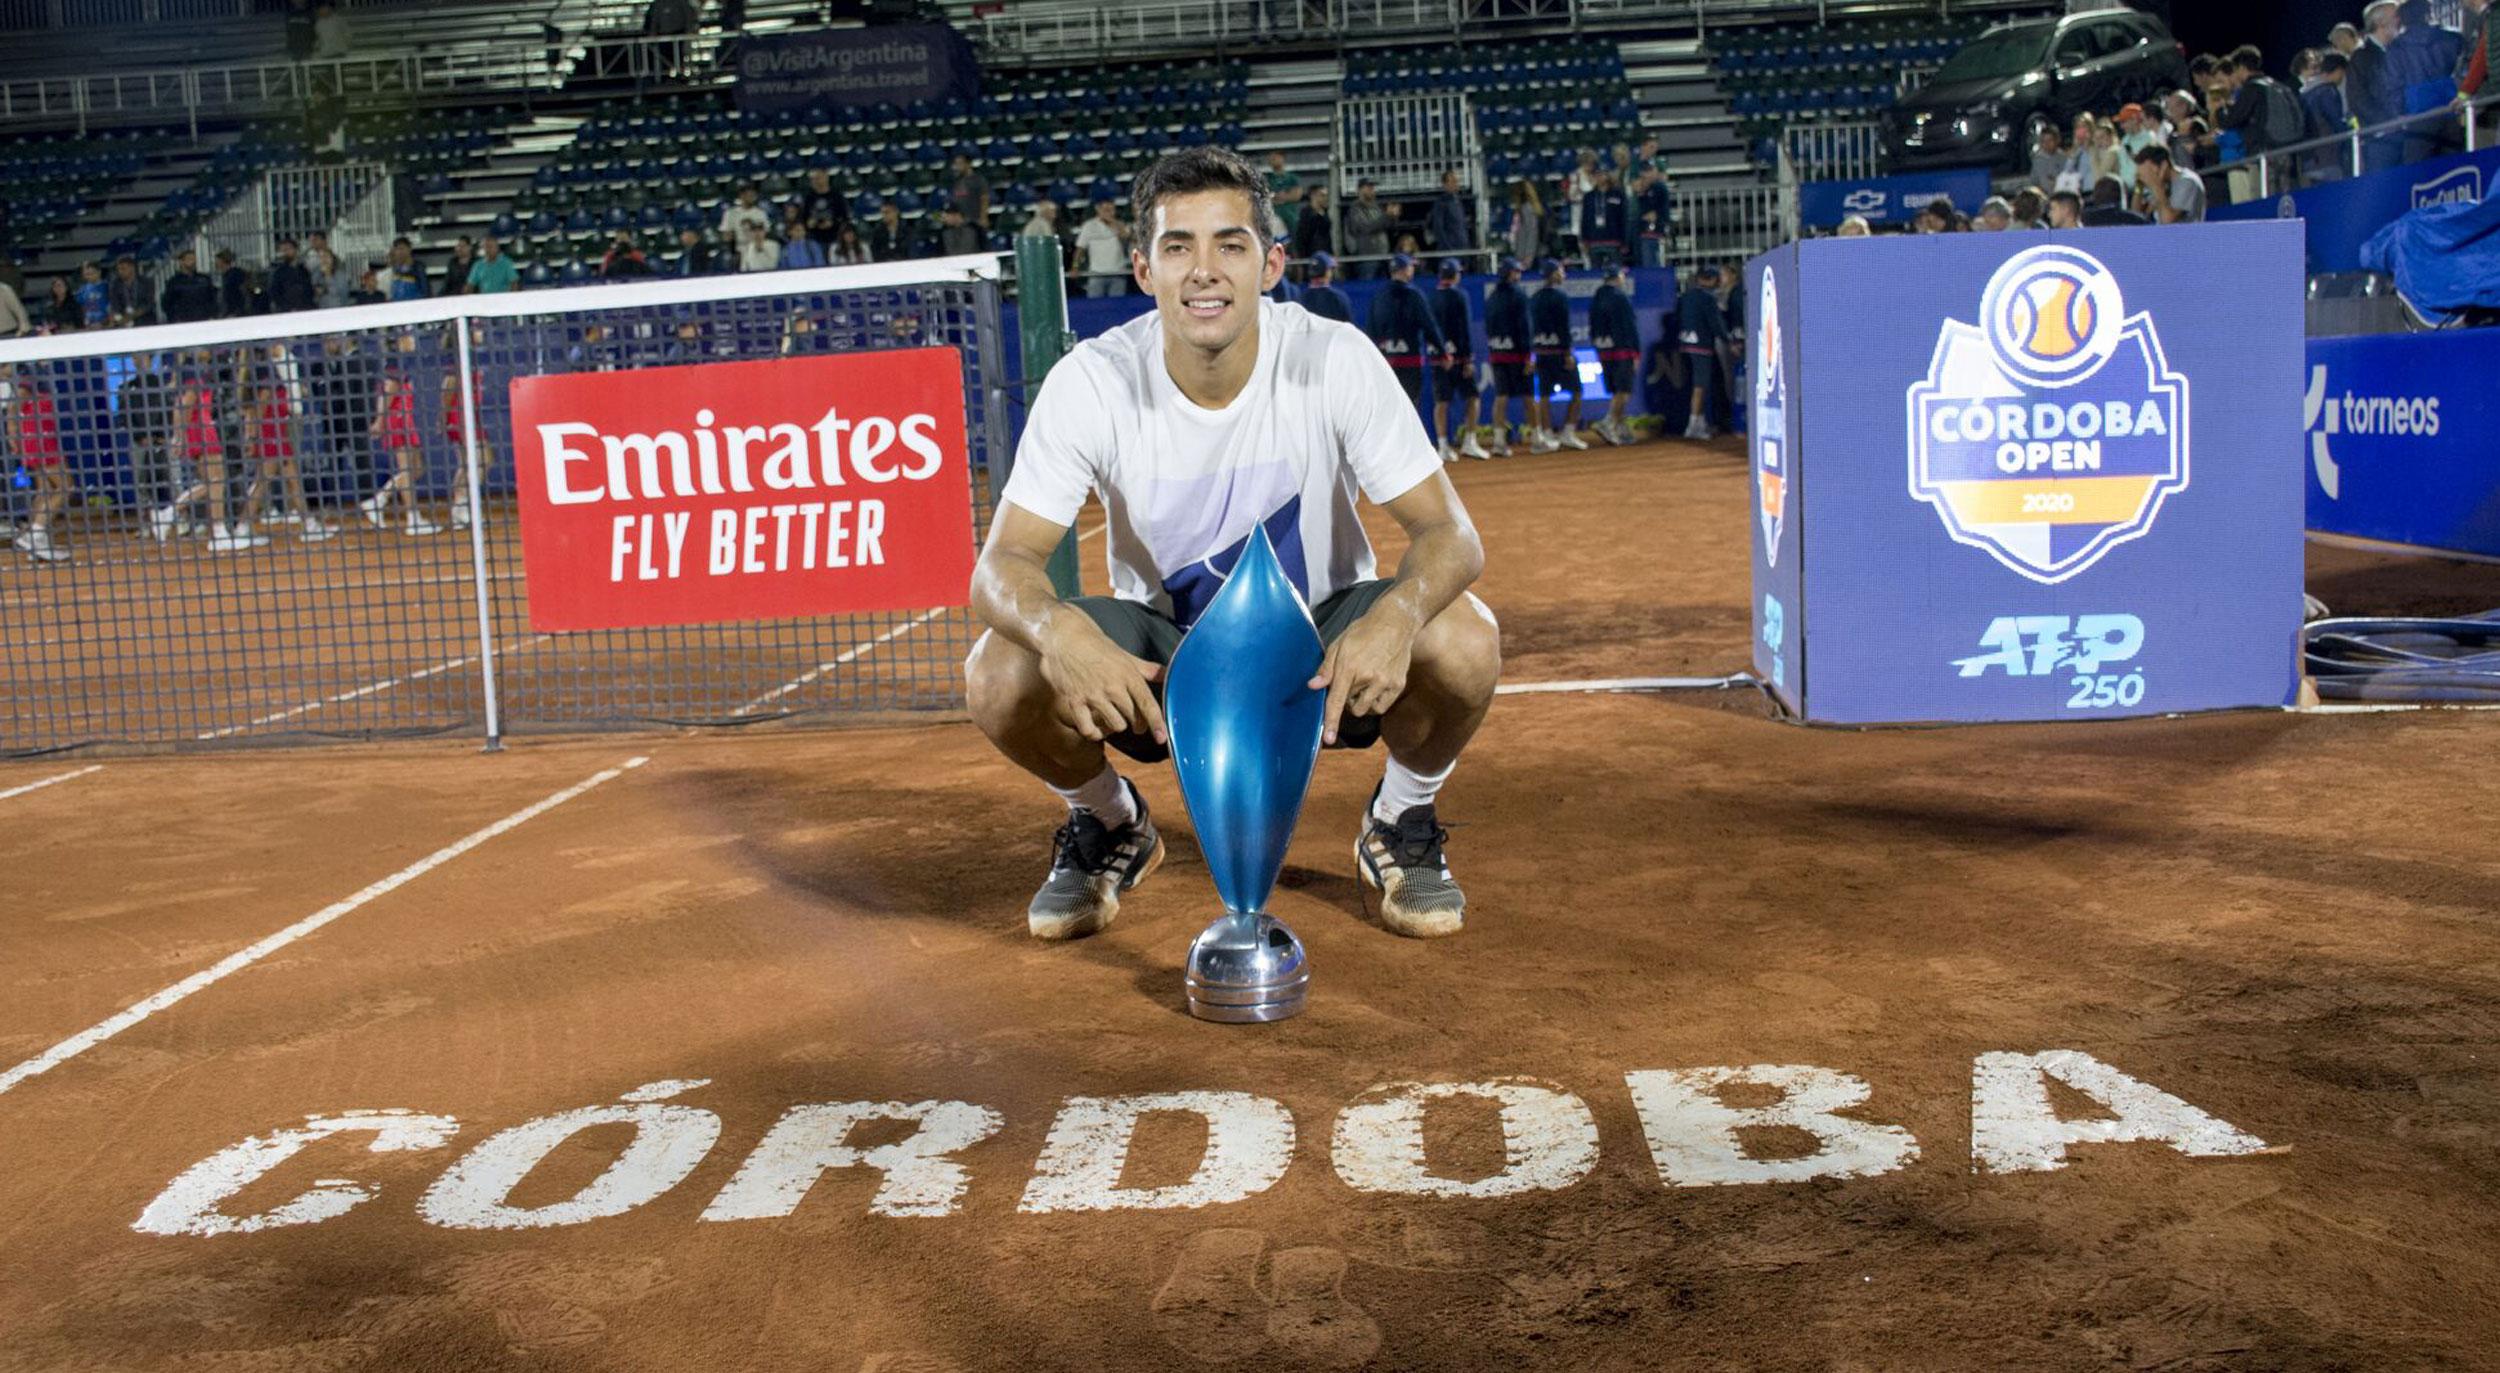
1074 217 1129 275
1003 298 1442 627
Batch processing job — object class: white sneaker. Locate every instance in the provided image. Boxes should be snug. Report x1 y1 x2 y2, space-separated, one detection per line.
1528 429 1560 454
1458 432 1490 460
405 516 443 537
178 520 205 538
1604 420 1634 446
300 518 336 543
1437 441 1455 464
148 508 177 543
1489 431 1512 457
271 510 303 526
210 524 270 551
1559 427 1590 450
20 531 66 563
359 495 389 529
450 504 473 530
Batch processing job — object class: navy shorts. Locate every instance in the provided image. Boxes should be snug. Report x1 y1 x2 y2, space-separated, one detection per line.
1492 360 1529 394
1438 357 1479 397
1536 352 1580 397
1601 358 1635 393
1068 580 1399 763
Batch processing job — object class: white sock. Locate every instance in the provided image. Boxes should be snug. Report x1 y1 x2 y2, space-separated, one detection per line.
1050 763 1137 829
1374 754 1455 825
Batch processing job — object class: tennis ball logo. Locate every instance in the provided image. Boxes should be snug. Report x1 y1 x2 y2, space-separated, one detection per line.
1979 247 2125 389
2004 273 2093 362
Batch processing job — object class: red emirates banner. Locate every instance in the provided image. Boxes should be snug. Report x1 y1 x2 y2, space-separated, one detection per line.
509 349 976 632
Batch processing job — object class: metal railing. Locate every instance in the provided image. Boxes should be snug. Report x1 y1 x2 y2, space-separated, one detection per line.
1782 119 1881 182
1336 91 1478 197
0 0 558 32
192 162 395 270
2209 95 2498 203
0 44 572 134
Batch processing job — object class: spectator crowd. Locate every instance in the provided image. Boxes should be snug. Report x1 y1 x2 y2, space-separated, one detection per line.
1840 1 2498 238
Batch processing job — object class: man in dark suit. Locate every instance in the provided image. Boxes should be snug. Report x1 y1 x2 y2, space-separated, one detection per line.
2346 1 2407 173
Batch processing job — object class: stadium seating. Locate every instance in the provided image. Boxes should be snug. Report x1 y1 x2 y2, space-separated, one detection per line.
0 130 163 265
492 58 1250 281
1343 40 1643 187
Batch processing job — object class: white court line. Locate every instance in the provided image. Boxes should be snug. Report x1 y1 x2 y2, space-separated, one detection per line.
736 521 1110 717
0 755 649 1100
0 764 103 802
196 634 555 740
1497 675 1754 696
738 610 954 715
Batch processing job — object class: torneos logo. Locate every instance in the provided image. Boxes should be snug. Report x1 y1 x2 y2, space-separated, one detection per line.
2303 363 2443 503
1908 246 2189 585
1754 270 1787 563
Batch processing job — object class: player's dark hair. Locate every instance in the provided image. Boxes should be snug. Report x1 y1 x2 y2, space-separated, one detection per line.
1131 145 1276 250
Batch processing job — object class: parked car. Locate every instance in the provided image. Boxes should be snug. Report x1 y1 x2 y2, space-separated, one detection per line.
1881 10 2190 174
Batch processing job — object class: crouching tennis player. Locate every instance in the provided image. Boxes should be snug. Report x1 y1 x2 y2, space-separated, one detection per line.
965 146 1501 942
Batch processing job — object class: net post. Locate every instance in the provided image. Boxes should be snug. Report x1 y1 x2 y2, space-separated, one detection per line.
455 315 505 752
1014 233 1082 598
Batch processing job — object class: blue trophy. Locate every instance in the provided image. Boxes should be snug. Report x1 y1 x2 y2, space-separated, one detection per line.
1164 526 1325 1023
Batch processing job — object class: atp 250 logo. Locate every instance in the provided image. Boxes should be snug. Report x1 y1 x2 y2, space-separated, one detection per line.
1907 247 2189 585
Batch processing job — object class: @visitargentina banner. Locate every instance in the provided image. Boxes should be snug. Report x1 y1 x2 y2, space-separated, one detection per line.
509 349 977 633
733 24 980 114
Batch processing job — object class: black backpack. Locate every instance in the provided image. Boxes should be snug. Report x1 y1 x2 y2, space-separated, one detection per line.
2255 78 2306 152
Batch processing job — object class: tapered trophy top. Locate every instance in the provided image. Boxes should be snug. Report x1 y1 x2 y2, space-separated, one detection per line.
1162 524 1328 919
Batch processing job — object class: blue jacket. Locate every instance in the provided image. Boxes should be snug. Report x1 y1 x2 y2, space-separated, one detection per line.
2301 78 2350 139
1635 182 1671 238
1588 284 1639 359
1529 283 1573 353
1579 186 1628 246
2390 1 2464 92
1430 284 1474 358
1302 283 1354 324
1676 286 1728 354
1428 192 1471 252
1484 280 1529 360
1366 278 1446 362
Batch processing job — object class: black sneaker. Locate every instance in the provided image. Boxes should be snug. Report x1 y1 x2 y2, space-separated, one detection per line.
1355 786 1466 938
1028 779 1165 940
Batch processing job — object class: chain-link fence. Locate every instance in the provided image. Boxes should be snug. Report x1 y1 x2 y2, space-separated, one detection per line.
0 254 1009 755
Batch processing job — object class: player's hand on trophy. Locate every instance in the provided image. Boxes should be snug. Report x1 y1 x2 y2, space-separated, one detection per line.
1311 607 1416 744
1039 617 1167 744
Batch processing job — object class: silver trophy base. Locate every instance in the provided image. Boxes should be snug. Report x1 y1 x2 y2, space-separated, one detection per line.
1184 911 1310 1023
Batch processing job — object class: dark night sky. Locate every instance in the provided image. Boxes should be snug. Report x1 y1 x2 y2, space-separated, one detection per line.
2131 0 2368 68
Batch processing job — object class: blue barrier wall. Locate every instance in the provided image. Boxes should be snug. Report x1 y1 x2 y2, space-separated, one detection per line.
2305 327 2500 559
2211 147 2498 274
1749 222 2306 725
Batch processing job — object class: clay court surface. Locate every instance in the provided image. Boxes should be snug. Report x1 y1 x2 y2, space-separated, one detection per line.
4 441 2499 1372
